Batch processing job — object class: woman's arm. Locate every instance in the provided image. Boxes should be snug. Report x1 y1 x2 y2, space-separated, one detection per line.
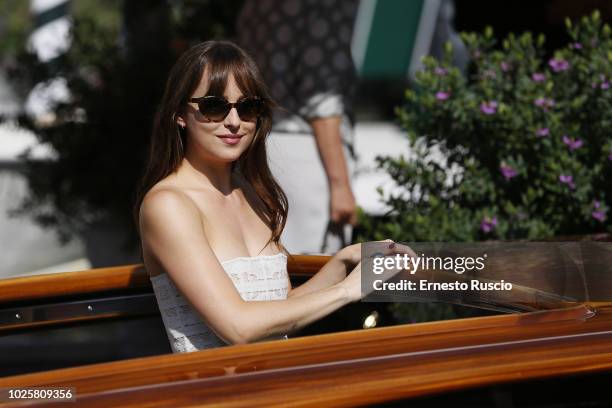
287 244 360 298
140 189 353 345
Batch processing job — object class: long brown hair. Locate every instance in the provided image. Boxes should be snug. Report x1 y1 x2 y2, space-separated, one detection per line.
133 40 287 251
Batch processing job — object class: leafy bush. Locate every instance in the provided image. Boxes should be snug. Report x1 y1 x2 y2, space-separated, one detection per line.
363 10 612 243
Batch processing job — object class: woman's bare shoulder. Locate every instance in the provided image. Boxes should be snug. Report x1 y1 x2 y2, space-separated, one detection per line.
139 182 212 275
139 181 204 234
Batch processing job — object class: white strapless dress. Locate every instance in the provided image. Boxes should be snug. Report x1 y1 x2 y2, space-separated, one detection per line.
149 253 290 353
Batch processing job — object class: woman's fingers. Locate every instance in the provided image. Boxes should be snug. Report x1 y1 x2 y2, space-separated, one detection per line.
370 241 417 260
392 243 418 259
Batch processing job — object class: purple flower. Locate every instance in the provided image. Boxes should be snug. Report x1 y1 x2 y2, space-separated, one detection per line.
602 82 610 90
534 97 555 111
571 42 583 49
562 135 583 150
480 216 498 233
436 91 450 101
434 66 448 76
480 100 498 115
535 127 549 137
559 174 576 189
532 72 546 82
549 58 570 72
500 61 511 72
500 164 518 180
592 82 599 89
609 151 612 161
592 201 607 222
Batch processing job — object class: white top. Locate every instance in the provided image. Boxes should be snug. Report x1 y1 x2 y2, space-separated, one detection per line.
149 253 290 353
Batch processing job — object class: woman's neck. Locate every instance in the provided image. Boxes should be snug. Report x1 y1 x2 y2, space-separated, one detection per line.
180 151 235 195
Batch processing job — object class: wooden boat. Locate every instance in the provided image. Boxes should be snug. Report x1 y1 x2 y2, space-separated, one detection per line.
0 254 611 406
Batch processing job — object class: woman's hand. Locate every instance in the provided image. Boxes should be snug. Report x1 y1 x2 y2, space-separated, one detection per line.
337 241 416 302
334 242 363 268
335 239 406 269
338 261 362 302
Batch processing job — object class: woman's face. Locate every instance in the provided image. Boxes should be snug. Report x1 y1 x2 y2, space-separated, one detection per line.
179 71 257 164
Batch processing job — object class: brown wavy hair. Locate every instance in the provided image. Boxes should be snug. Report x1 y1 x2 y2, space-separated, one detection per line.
133 40 287 253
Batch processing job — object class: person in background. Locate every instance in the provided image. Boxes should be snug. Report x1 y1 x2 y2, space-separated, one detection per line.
237 0 359 254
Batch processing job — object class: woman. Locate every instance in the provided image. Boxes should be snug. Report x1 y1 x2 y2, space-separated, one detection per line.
135 41 404 353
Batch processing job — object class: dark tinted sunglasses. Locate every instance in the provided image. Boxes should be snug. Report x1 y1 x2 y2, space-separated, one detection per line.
187 95 263 122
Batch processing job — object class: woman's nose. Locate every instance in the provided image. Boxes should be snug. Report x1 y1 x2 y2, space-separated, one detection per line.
224 106 241 128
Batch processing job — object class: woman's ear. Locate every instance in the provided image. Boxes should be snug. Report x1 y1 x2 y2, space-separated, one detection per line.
176 116 187 128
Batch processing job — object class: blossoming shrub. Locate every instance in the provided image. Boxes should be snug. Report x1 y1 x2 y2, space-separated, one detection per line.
364 11 612 242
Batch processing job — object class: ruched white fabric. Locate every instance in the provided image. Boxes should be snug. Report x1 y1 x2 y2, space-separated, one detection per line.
149 253 290 353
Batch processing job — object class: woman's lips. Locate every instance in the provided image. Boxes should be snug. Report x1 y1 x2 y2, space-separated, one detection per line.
217 134 243 145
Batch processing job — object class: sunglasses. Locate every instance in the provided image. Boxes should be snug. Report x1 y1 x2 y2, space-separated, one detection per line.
188 95 263 122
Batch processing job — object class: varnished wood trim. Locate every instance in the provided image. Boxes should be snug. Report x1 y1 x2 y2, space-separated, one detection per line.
68 330 612 407
1 305 607 395
0 255 329 304
0 294 159 332
3 306 611 407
